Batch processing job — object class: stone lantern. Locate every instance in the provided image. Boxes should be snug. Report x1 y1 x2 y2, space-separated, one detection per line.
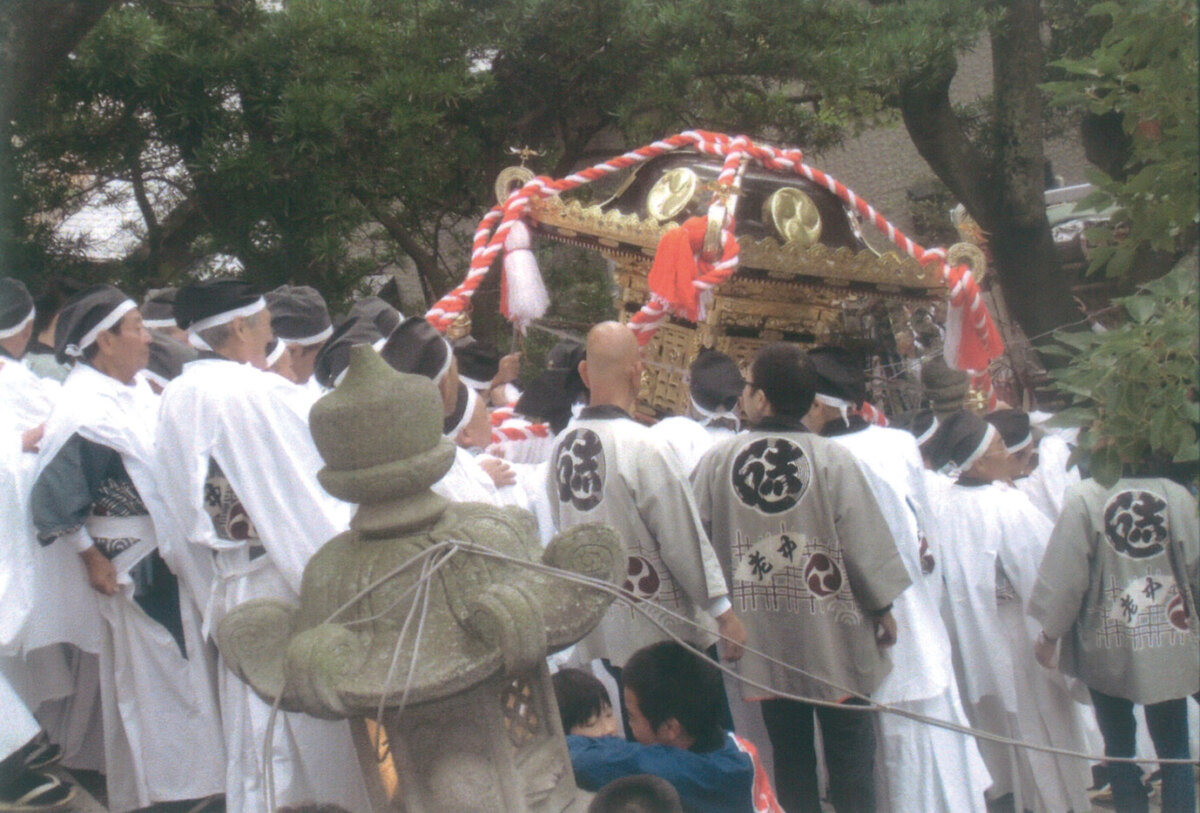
217 346 623 812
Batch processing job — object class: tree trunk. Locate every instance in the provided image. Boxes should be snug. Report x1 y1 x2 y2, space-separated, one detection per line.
898 0 1080 341
0 0 116 267
986 0 1080 340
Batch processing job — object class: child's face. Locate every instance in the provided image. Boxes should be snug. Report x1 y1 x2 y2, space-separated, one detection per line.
624 687 660 745
569 702 619 738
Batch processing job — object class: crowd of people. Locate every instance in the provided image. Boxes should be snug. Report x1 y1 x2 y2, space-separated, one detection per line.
0 276 1195 813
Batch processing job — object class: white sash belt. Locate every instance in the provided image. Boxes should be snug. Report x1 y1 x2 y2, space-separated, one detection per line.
210 543 271 582
85 514 157 576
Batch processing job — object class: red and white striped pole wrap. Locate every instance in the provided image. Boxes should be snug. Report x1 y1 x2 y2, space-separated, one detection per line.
424 131 1002 407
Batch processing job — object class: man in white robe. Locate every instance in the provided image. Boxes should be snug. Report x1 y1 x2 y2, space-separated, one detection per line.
155 279 369 813
141 287 190 345
266 284 333 388
0 279 99 774
988 409 1082 523
0 278 58 431
804 349 990 812
379 316 520 507
657 348 744 476
548 322 745 673
928 410 1093 813
0 280 52 656
30 285 223 812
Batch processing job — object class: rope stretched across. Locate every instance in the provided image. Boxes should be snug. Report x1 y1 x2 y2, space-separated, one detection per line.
262 536 1200 784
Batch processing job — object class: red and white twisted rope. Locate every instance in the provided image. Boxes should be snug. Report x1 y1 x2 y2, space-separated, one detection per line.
425 130 1000 405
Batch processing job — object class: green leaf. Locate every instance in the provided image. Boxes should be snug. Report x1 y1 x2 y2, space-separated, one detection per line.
1091 445 1124 488
1122 295 1158 323
1174 426 1198 463
1046 407 1097 429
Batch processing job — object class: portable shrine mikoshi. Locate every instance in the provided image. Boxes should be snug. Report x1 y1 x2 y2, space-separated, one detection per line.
424 131 1004 423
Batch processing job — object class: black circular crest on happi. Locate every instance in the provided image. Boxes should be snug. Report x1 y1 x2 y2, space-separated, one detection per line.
555 428 606 511
730 437 811 514
1103 490 1169 559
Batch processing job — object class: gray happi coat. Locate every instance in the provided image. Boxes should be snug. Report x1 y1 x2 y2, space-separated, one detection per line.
548 405 730 666
693 418 911 702
1031 478 1200 705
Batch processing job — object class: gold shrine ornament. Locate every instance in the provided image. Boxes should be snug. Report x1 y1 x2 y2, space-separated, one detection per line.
763 187 822 247
646 168 701 222
446 311 473 341
495 166 536 205
946 241 989 283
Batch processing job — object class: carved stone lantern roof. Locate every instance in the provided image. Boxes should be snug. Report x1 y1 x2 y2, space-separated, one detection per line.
217 346 623 719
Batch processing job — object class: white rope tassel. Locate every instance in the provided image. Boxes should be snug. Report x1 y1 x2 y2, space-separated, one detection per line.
502 220 549 330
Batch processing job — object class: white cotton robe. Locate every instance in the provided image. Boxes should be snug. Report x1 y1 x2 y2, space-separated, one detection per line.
0 361 83 761
31 364 225 812
933 480 1092 813
830 424 990 812
1017 433 1080 523
155 357 369 813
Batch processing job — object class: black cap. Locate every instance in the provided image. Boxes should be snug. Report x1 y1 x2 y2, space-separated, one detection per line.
892 409 940 448
379 316 452 382
927 410 995 471
175 279 263 331
455 338 501 390
144 333 197 386
0 278 35 339
346 296 402 337
806 346 865 405
986 408 1033 453
921 358 970 417
141 288 178 328
312 316 386 389
514 340 587 434
53 284 136 364
266 285 332 345
689 348 743 412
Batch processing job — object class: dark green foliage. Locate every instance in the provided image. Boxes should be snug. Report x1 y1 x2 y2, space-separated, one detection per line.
1043 0 1199 279
1046 261 1198 486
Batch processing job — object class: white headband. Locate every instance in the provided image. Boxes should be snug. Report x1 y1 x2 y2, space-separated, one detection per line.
187 297 266 350
1005 432 1033 454
446 385 478 440
266 340 288 368
691 395 741 430
65 300 136 358
143 317 177 330
459 374 492 392
0 306 35 340
915 416 940 446
815 392 851 427
958 423 998 473
432 339 453 385
283 324 333 347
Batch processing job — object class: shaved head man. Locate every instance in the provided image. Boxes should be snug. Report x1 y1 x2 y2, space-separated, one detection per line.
547 320 745 735
579 321 641 411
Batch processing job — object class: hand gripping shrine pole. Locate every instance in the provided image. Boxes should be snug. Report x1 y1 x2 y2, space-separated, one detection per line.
425 130 1005 409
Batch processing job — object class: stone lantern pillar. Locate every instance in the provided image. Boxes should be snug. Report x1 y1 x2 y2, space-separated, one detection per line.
218 346 623 812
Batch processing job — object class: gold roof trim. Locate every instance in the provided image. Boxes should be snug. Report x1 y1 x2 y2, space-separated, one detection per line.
529 197 667 248
528 197 943 293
